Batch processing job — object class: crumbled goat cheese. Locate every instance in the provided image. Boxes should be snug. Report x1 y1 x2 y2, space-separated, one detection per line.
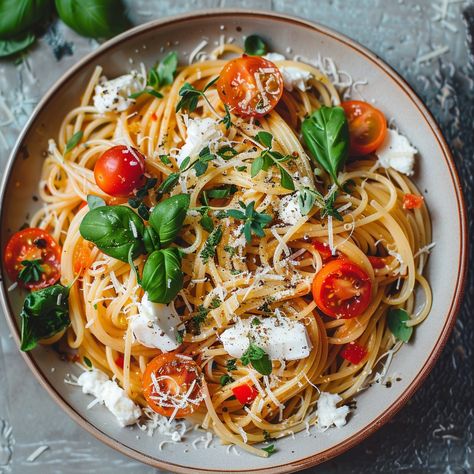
377 129 418 176
220 316 312 361
93 71 144 113
176 117 222 166
317 392 349 430
130 293 181 352
264 53 312 91
279 193 303 225
77 369 141 426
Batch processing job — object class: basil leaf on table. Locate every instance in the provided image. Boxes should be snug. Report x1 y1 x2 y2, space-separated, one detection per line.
79 205 145 262
0 32 35 58
149 194 190 247
387 308 413 343
302 106 349 186
20 284 70 351
244 35 268 56
55 0 130 38
0 0 51 38
141 247 183 304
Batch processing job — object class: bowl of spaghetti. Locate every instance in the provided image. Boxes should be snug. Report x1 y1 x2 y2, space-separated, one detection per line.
0 9 467 474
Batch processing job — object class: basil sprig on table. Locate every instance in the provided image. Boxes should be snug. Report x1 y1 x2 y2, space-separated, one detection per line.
301 106 349 187
20 284 70 351
79 194 190 304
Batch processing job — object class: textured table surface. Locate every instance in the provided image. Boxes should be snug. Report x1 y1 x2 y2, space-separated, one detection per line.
0 1 473 473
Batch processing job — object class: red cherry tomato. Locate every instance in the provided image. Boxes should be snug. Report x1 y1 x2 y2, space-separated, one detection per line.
312 258 372 319
4 228 61 290
368 256 387 269
312 239 335 262
232 384 258 405
402 193 424 210
341 101 387 156
115 355 125 369
217 55 284 117
340 342 368 364
73 240 94 275
94 145 146 197
143 353 202 418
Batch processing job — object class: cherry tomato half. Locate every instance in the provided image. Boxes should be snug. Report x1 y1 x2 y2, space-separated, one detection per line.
232 384 258 405
341 101 387 156
217 55 284 117
312 258 372 319
4 228 61 290
73 239 94 275
94 145 146 197
402 193 424 210
143 353 202 418
312 239 335 262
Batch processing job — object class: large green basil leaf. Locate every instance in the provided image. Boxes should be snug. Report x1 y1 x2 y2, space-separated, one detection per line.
55 0 130 38
302 106 349 185
79 205 145 262
0 32 35 57
141 248 183 304
143 226 160 254
20 284 70 351
149 194 190 248
0 0 51 38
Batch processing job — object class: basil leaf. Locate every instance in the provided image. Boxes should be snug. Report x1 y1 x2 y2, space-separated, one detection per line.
298 188 317 215
79 205 145 262
157 51 178 87
240 342 272 375
20 284 70 351
302 106 349 185
143 226 160 254
86 195 106 210
149 194 190 247
141 248 183 304
387 308 413 343
65 131 83 154
244 34 267 56
0 32 35 58
0 0 51 38
262 445 276 455
55 0 130 38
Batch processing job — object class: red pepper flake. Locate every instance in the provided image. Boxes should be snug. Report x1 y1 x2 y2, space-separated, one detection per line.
368 256 386 269
402 193 424 210
232 384 258 405
115 355 125 369
151 113 158 121
340 342 368 365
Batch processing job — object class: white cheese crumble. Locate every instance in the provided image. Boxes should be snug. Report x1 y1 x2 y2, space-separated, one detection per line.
219 316 312 361
93 71 145 113
77 369 141 426
279 193 303 225
376 129 418 176
264 53 312 92
130 293 181 352
316 392 349 430
176 117 222 166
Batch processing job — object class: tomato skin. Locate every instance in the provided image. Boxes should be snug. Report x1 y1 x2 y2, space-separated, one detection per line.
312 239 335 262
217 55 284 117
115 355 125 369
4 228 61 290
340 342 368 364
312 258 372 319
403 193 424 210
341 101 387 156
368 256 387 269
94 145 146 197
73 240 93 275
232 384 258 405
143 353 202 418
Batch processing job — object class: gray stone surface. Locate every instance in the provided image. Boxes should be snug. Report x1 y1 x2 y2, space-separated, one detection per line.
0 1 473 473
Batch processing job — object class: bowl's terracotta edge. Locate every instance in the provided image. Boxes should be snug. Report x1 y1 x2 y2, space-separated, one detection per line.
0 9 468 474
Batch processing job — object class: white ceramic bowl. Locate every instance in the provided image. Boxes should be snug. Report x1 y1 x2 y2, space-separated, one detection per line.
0 10 468 474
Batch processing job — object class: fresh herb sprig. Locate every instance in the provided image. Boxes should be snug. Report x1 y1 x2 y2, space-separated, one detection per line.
128 177 158 220
241 342 272 375
18 259 44 284
251 131 295 191
176 77 219 113
65 131 83 155
298 186 343 221
226 201 272 243
200 225 223 263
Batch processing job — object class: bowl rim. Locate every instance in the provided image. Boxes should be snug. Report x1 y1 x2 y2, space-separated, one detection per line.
0 8 468 474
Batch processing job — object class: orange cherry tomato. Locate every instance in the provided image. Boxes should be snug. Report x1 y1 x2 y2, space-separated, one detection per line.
312 258 372 319
143 353 202 418
402 193 424 210
94 145 146 197
232 384 258 405
341 101 387 156
73 240 94 275
217 55 284 117
4 228 61 290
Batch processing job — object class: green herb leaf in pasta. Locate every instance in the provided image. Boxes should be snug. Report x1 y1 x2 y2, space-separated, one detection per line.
244 35 268 56
387 308 413 343
240 342 272 375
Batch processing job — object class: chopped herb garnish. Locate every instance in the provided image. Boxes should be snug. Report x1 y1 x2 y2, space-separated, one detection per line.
18 259 43 284
218 145 238 160
193 146 216 177
241 342 272 375
191 305 209 334
128 177 157 220
387 308 413 343
224 245 236 257
159 154 171 165
83 356 93 369
220 104 233 129
220 374 234 386
236 165 247 172
263 430 273 442
176 77 219 113
176 329 185 344
209 297 222 309
230 269 242 275
156 172 180 197
298 186 343 221
226 201 272 243
65 131 83 154
226 358 237 371
244 35 268 56
200 225 223 263
251 317 261 326
262 444 276 455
